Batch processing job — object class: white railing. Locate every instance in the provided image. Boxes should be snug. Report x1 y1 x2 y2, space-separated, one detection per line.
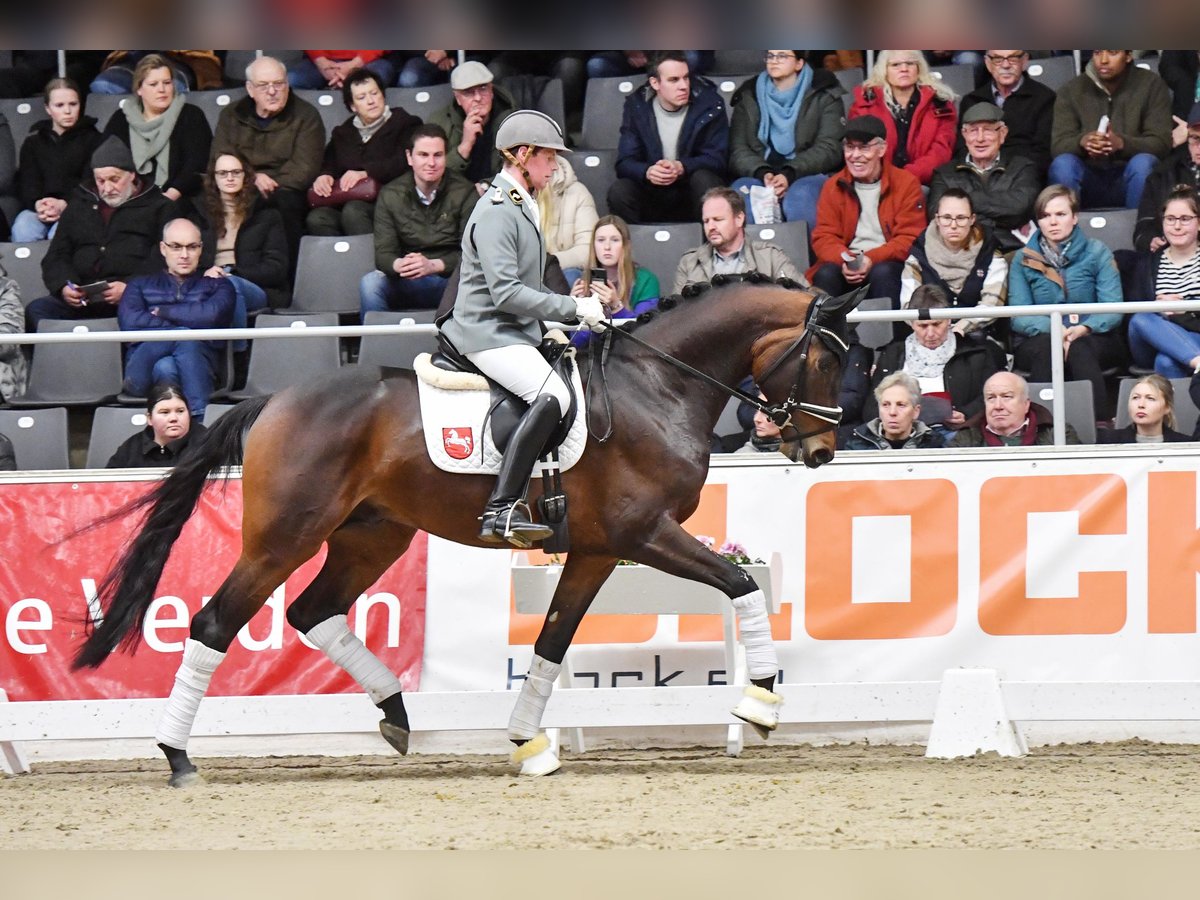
10 299 1200 447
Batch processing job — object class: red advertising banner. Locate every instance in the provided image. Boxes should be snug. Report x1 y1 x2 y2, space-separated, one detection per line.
0 480 426 702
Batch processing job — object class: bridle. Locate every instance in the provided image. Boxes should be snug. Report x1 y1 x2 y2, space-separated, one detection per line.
597 290 850 444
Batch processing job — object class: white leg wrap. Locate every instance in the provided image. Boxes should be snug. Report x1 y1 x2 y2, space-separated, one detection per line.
508 654 561 741
732 589 778 680
155 639 226 751
305 614 403 705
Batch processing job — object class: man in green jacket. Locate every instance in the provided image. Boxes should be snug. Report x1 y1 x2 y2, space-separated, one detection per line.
1048 50 1173 209
429 61 517 197
212 55 325 274
359 124 478 312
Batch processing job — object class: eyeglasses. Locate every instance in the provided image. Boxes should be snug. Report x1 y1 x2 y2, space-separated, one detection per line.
985 52 1027 66
843 139 884 153
936 215 973 225
250 80 287 93
962 124 1003 136
214 168 244 178
163 242 202 253
456 84 492 97
763 53 797 62
887 60 920 68
1164 215 1198 226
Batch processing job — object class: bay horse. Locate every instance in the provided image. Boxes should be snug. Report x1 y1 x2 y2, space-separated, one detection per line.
73 277 863 785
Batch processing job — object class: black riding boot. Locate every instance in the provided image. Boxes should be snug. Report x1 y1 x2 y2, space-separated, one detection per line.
479 393 562 548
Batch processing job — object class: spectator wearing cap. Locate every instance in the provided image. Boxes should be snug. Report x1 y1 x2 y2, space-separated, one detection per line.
608 51 729 224
210 55 324 276
1134 102 1200 253
808 114 926 316
958 51 1056 177
430 61 517 195
26 134 176 331
928 102 1040 254
1049 50 1174 210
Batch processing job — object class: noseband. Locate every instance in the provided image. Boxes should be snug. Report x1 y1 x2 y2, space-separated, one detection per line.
754 321 850 442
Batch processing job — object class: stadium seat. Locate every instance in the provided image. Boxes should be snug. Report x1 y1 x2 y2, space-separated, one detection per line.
385 84 454 119
278 234 376 315
1135 57 1160 75
852 294 897 352
83 93 132 129
1026 380 1097 444
834 67 866 94
356 310 439 369
1078 208 1137 254
1026 55 1078 92
0 96 45 152
930 63 976 102
216 313 341 401
7 318 123 407
746 220 810 272
85 406 147 468
711 74 753 121
1114 377 1200 435
0 406 69 470
581 75 640 150
628 223 702 291
0 241 49 304
294 89 344 138
203 403 237 426
570 148 618 217
188 88 246 130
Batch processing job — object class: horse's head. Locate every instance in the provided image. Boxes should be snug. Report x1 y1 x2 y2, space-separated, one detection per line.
753 286 868 468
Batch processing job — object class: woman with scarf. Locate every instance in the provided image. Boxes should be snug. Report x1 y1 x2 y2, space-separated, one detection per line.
849 50 957 186
863 285 1005 442
901 188 1007 340
305 68 422 237
1009 184 1128 424
728 50 844 231
102 54 211 208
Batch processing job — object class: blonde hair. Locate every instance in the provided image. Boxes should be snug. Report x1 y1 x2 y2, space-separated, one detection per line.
864 50 957 104
583 215 638 310
1131 374 1177 432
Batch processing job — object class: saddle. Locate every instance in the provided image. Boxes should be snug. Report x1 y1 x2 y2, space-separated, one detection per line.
429 330 580 456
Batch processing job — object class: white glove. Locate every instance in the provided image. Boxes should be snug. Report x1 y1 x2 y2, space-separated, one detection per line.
573 294 606 332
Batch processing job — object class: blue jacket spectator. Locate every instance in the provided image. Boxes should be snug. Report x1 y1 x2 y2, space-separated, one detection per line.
608 52 729 224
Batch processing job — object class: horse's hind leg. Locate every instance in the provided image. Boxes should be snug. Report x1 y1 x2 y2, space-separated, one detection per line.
157 552 305 787
285 517 418 755
631 519 783 738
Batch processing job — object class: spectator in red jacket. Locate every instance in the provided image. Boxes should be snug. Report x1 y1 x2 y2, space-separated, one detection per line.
808 115 926 319
849 50 958 186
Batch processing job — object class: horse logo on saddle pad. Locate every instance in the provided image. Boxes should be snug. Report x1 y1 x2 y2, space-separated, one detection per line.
415 341 588 475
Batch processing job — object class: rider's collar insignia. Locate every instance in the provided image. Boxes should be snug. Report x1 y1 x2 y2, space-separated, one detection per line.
508 188 523 205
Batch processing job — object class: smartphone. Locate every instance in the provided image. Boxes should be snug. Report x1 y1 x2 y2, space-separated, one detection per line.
1097 115 1110 134
589 267 608 285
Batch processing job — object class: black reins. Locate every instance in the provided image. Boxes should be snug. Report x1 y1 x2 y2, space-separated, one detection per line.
594 294 850 443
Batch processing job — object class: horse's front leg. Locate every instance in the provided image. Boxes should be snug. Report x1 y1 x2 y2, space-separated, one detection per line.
509 552 617 776
631 519 783 739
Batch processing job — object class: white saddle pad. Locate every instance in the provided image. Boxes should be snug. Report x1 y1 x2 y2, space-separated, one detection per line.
414 351 588 475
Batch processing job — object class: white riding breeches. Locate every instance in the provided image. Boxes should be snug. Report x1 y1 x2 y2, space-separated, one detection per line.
466 343 570 419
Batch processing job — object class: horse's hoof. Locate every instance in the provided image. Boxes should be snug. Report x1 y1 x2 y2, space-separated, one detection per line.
510 733 561 776
379 719 410 756
167 769 203 789
731 685 783 740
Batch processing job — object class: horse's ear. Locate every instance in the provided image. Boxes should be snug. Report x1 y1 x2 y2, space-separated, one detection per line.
813 285 870 324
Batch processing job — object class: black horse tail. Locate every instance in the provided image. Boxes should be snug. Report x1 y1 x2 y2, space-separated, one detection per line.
72 396 272 670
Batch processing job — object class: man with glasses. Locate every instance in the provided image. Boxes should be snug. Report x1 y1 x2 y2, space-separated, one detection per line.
930 102 1040 252
1134 102 1200 253
117 218 235 420
26 135 176 332
808 115 925 314
211 56 324 275
958 51 1056 177
430 61 516 196
608 51 729 224
1049 49 1173 210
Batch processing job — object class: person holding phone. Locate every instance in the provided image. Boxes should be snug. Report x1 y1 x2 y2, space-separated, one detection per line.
569 215 660 319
